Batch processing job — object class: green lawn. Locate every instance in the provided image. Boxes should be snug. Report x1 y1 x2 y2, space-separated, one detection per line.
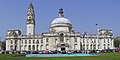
0 53 120 60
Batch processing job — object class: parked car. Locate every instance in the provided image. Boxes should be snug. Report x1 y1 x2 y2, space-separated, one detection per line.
49 51 57 54
44 51 49 54
115 49 120 52
32 51 39 54
61 50 66 54
39 50 44 54
67 50 72 54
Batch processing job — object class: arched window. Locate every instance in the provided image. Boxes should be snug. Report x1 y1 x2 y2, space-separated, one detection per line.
75 44 77 50
10 45 13 50
90 44 92 50
60 33 64 42
104 44 106 49
28 45 31 50
46 44 49 50
32 45 35 50
98 44 100 49
86 44 89 50
83 44 85 50
93 44 96 50
40 45 43 50
36 45 39 51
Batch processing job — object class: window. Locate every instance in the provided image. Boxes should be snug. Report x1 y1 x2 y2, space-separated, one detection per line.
11 40 13 44
108 39 109 43
66 39 69 42
83 39 85 43
46 38 49 42
104 44 106 49
25 40 27 44
36 40 39 44
55 39 57 44
22 40 23 44
98 44 100 49
94 40 96 43
87 39 88 43
41 40 43 43
15 40 17 44
60 33 64 42
10 45 13 50
98 40 100 43
75 38 77 42
104 39 106 43
86 44 89 50
29 40 31 44
28 45 31 50
33 40 35 44
91 39 93 43
46 44 49 50
32 45 35 50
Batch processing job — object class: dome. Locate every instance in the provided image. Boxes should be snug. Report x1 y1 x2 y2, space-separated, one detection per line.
51 17 71 24
9 31 17 36
51 8 71 25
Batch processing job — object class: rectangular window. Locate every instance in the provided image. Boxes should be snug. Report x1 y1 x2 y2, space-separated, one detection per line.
36 40 39 44
25 40 27 44
46 38 49 42
41 40 43 43
29 40 31 44
104 39 106 43
11 40 13 44
22 40 23 44
33 40 35 44
108 39 109 43
75 38 77 42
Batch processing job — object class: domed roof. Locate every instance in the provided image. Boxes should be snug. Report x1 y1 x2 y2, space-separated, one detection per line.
51 17 71 24
9 31 17 36
51 8 71 24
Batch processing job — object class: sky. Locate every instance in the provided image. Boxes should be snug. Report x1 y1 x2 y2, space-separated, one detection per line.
0 0 120 41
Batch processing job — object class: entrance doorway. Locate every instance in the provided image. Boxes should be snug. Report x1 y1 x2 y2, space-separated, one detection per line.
61 48 65 51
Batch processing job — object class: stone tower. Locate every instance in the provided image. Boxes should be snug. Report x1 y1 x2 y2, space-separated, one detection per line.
26 3 35 35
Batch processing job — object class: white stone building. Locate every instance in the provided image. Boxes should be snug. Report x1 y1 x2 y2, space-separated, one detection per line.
6 3 114 51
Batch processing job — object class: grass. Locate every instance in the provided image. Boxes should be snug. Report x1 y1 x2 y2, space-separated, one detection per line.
0 53 120 60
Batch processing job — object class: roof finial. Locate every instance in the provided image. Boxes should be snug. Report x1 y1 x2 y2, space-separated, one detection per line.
28 3 34 9
58 8 64 17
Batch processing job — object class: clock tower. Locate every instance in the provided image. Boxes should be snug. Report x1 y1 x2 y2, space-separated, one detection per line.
26 3 35 35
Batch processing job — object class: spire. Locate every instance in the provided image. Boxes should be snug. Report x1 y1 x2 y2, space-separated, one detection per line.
28 3 34 9
58 8 64 17
27 3 35 24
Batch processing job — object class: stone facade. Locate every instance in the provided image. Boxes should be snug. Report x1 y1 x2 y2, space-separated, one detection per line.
6 3 114 51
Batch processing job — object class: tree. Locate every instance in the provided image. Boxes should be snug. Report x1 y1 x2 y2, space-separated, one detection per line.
114 37 120 48
1 41 6 50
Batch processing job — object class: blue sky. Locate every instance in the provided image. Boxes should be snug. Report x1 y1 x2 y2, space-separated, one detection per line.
0 0 120 41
